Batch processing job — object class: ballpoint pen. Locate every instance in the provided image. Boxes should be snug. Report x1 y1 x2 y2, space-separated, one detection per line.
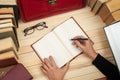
71 38 88 41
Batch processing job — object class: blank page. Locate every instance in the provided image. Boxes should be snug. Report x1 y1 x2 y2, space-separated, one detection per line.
54 18 88 57
104 21 120 72
32 32 72 68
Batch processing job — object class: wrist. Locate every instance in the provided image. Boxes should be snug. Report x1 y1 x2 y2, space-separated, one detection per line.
54 77 63 80
90 52 98 60
49 78 63 80
57 78 63 80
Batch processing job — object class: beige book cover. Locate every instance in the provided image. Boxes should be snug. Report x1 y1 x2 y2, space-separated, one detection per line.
0 50 18 68
98 0 120 21
0 26 19 51
89 0 98 10
0 0 16 5
0 37 18 57
0 37 18 58
0 8 14 14
105 10 120 25
92 0 110 14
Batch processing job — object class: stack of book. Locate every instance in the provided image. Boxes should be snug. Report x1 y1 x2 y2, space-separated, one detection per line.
0 0 19 49
0 1 33 80
88 0 120 25
0 7 19 57
0 37 32 80
0 0 19 26
98 0 120 25
88 0 109 14
0 37 18 67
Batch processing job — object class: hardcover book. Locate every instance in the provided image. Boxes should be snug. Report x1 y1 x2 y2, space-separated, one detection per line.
0 19 13 24
89 0 98 10
17 0 86 22
0 8 14 14
0 50 18 68
92 0 109 14
0 65 14 79
1 63 33 80
32 17 91 68
105 10 120 25
0 0 20 25
0 27 19 51
98 0 120 22
0 14 14 19
0 19 14 28
0 37 18 58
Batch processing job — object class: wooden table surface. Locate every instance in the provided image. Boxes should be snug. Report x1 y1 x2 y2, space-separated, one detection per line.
17 7 115 80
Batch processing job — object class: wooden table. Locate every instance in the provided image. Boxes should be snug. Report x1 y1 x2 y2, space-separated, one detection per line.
17 7 114 80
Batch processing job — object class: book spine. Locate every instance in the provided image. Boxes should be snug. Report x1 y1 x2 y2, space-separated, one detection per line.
105 14 114 25
98 0 120 22
89 0 98 11
12 27 20 50
87 0 91 6
92 0 110 14
92 0 102 14
0 5 19 27
105 9 120 25
0 58 18 68
0 48 13 54
98 4 110 22
0 31 19 51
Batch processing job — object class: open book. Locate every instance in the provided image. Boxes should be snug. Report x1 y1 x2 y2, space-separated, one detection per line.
32 17 89 68
104 21 120 73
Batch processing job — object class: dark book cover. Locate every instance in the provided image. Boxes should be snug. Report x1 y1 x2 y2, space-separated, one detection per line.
1 63 33 80
0 58 18 68
0 66 14 80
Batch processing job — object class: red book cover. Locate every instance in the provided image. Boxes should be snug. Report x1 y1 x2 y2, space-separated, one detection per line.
0 58 18 68
1 63 33 80
17 0 86 22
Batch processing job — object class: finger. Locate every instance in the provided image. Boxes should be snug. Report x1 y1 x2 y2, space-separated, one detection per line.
74 42 79 48
44 58 52 68
72 36 85 45
41 62 49 71
49 56 58 68
74 40 83 48
72 41 80 48
76 45 78 48
41 66 47 75
72 41 75 45
73 36 87 43
62 62 70 72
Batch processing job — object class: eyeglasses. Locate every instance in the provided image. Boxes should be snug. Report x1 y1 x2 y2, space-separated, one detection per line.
23 22 48 36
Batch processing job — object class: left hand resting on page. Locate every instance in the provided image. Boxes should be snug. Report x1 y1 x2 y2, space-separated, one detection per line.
41 56 70 80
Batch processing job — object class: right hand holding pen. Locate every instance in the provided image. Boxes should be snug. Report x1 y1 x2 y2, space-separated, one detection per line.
72 35 98 60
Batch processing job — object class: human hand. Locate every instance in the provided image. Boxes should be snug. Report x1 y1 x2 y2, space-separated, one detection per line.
41 56 70 80
72 35 98 60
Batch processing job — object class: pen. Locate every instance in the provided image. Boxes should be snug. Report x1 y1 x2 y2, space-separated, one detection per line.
71 38 88 41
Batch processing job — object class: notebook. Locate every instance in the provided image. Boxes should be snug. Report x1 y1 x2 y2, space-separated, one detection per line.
32 17 90 68
104 20 120 73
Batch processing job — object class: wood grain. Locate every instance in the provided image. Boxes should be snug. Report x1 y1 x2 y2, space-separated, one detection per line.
17 7 114 80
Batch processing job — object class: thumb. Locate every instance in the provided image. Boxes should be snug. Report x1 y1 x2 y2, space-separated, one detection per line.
62 62 70 72
75 40 84 49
